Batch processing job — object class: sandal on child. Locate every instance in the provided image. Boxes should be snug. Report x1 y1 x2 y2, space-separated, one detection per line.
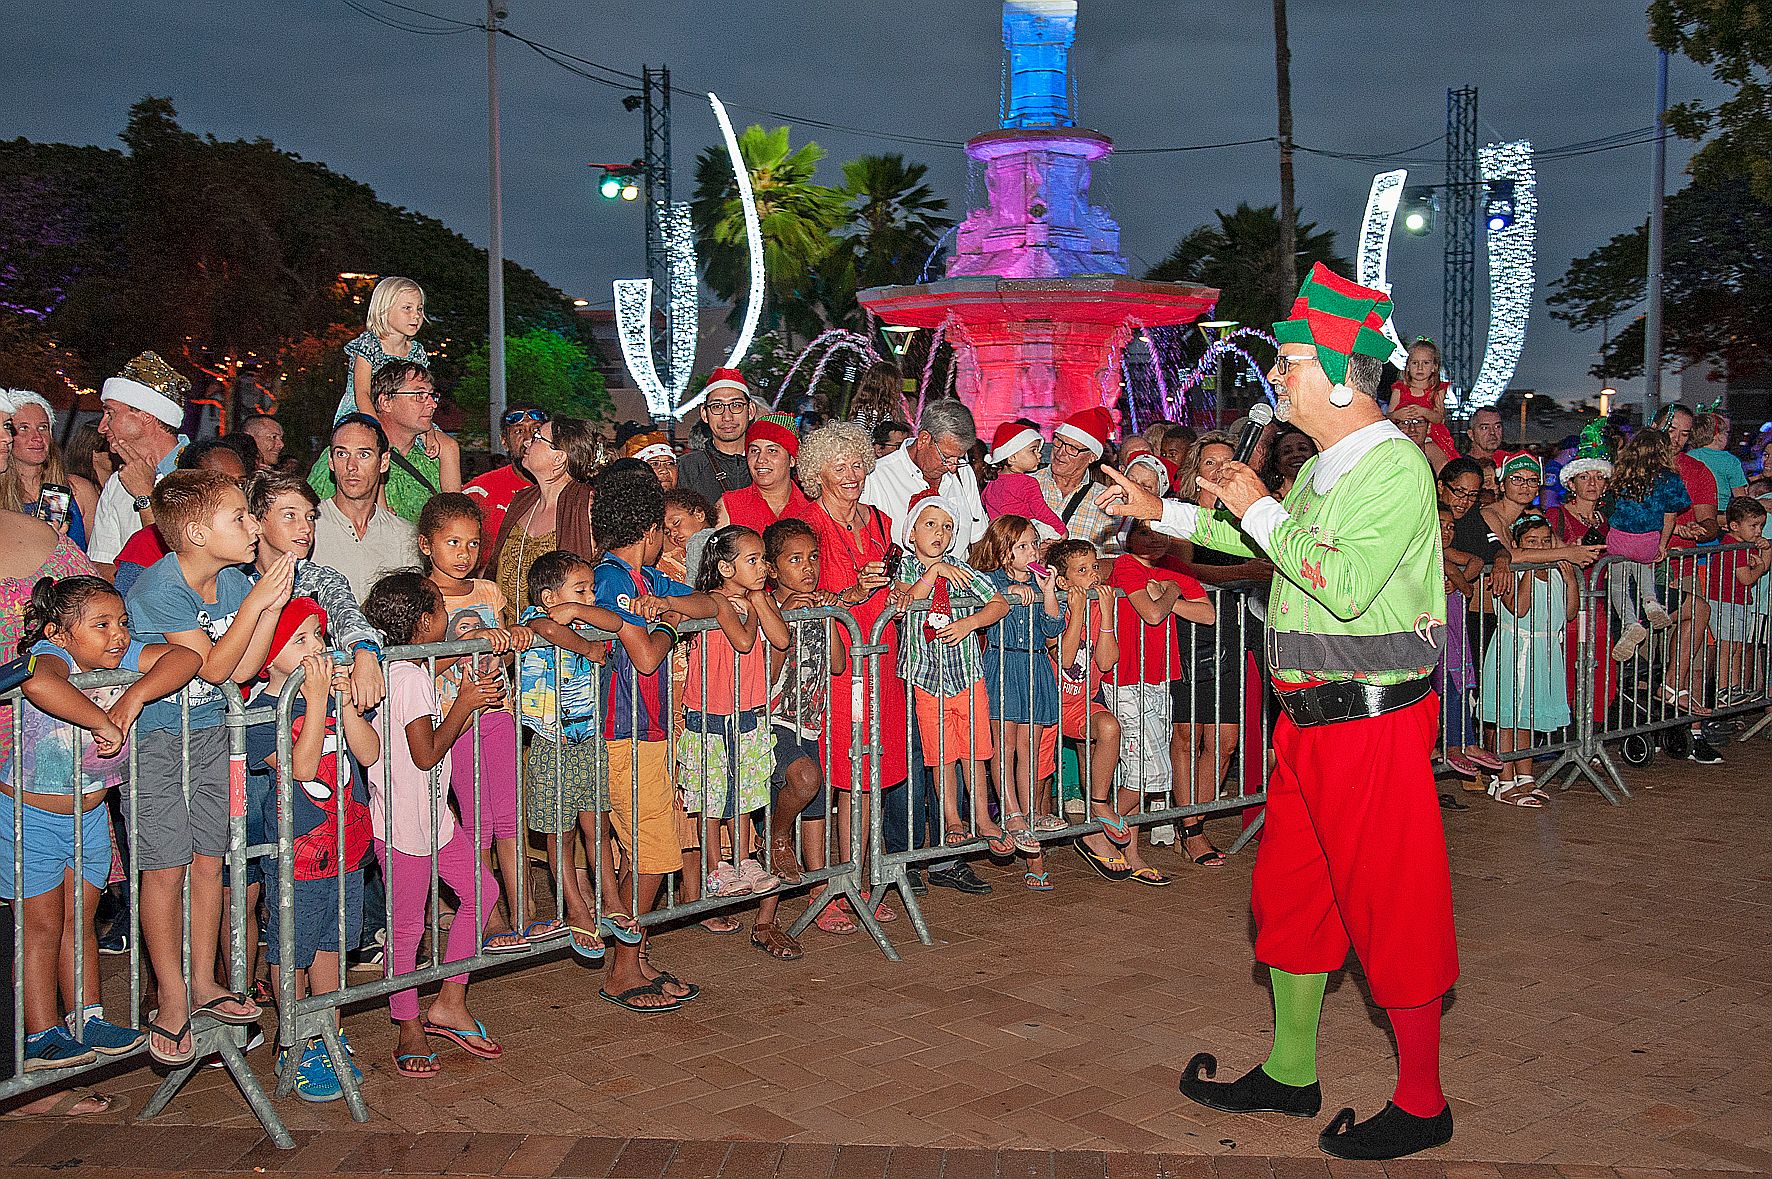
942 824 974 849
1023 871 1054 892
598 913 645 946
1518 775 1550 802
480 929 528 955
698 914 742 935
1089 799 1133 847
392 1051 441 1078
144 1014 195 1067
750 922 804 961
767 837 805 886
567 926 607 961
1004 813 1041 855
521 919 572 944
983 829 1017 858
814 903 858 936
1465 747 1504 771
1031 814 1068 833
1487 778 1542 808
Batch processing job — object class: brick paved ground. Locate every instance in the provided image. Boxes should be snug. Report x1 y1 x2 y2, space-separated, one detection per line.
1 751 1768 1177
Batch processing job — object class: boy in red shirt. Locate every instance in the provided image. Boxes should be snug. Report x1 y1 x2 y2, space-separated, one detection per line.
1706 497 1772 706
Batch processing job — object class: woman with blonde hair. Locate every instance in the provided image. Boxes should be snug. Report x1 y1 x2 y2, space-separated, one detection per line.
0 390 100 546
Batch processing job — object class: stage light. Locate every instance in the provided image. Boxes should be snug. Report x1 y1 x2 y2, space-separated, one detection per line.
599 173 623 200
620 180 640 201
1485 179 1516 233
1400 186 1436 237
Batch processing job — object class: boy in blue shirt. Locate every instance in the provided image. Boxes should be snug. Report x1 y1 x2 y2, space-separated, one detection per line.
124 469 295 1064
590 459 718 1013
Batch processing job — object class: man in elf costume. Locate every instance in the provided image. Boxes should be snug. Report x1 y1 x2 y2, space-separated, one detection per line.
1098 263 1458 1161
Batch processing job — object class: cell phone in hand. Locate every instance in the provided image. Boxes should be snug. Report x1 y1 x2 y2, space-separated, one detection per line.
884 544 905 582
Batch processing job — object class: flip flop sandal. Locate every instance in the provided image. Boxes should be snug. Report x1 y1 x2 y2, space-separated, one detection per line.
1006 825 1042 855
480 930 528 955
567 926 607 961
1466 748 1505 771
1090 802 1132 847
1180 822 1226 868
1442 751 1478 777
648 970 701 1002
392 1051 441 1079
598 981 684 1014
1074 839 1134 883
814 904 858 935
750 922 805 961
521 919 572 944
2 1090 121 1119
984 831 1017 857
598 913 645 946
1031 814 1068 833
194 993 261 1026
942 825 974 848
144 1015 195 1067
698 915 743 934
1128 866 1172 887
421 1019 503 1060
1023 871 1054 892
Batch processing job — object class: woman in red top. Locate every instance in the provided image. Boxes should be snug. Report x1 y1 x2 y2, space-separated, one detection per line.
1389 338 1460 466
718 415 812 532
796 423 909 930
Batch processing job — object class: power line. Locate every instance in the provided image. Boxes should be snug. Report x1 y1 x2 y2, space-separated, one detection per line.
339 0 479 36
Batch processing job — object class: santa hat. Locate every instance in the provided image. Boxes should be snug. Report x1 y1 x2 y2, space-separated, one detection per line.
702 367 749 401
1054 407 1114 460
1559 420 1614 487
3 388 54 428
623 431 675 465
894 488 960 553
987 421 1042 466
1126 453 1175 498
746 413 800 458
101 351 190 429
1496 450 1542 483
261 598 327 678
1273 263 1395 395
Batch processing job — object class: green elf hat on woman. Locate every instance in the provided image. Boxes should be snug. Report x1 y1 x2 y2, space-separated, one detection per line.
1559 419 1614 487
1273 263 1397 408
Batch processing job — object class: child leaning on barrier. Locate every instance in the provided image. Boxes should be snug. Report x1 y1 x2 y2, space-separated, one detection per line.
1049 540 1122 875
680 524 790 901
6 576 199 1071
892 490 1011 855
417 493 550 953
753 518 842 955
360 571 504 1079
1479 514 1579 809
516 548 623 962
969 514 1062 891
124 469 297 1066
1603 429 1691 662
244 598 377 1103
1705 497 1772 707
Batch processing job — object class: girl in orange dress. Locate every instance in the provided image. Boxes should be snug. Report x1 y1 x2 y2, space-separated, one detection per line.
1389 338 1460 466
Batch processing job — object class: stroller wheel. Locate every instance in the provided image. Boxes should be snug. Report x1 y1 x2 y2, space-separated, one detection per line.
1620 734 1653 768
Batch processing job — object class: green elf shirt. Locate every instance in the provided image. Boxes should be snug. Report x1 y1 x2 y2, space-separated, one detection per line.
1154 420 1444 686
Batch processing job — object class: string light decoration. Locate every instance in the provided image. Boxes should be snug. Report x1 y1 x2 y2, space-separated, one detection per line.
1356 168 1410 366
663 201 698 403
1468 139 1536 411
612 277 672 420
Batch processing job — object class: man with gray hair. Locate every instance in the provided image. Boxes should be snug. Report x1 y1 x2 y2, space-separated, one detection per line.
862 398 989 560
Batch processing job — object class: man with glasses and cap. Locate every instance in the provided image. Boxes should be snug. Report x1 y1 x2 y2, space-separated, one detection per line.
466 403 547 546
309 361 459 524
677 368 755 505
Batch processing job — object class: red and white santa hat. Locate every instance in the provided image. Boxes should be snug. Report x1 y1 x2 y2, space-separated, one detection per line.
894 487 961 554
1054 407 1114 460
702 367 749 401
987 421 1042 466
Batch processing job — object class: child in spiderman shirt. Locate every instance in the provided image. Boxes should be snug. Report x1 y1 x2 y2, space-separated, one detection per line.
245 598 377 1103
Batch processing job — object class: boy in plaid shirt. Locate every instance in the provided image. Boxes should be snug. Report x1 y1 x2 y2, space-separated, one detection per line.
893 491 1010 852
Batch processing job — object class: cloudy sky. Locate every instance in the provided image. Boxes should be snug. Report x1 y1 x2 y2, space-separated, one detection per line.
4 1 1726 409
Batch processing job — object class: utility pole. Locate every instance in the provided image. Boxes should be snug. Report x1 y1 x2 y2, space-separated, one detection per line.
486 1 508 443
1644 49 1669 420
1272 0 1297 301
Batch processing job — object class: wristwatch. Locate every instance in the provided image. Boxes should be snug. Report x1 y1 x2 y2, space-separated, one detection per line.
132 495 152 512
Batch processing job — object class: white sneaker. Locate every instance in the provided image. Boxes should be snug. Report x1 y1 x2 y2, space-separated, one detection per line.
1612 622 1649 661
1644 603 1674 629
705 861 751 898
737 857 780 894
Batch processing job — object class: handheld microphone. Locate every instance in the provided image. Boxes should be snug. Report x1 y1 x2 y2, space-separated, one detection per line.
1232 402 1276 465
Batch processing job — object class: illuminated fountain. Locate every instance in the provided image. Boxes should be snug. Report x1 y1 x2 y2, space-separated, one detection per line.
859 0 1219 436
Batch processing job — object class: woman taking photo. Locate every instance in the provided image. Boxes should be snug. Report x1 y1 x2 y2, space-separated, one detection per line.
485 417 608 626
0 392 99 547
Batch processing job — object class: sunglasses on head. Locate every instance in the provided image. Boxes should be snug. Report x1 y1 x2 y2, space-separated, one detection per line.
503 409 548 426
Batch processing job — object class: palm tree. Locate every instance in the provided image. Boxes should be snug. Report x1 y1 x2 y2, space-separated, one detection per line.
691 125 847 340
1146 203 1349 334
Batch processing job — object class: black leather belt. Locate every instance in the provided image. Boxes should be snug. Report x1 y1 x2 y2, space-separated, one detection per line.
1272 676 1432 728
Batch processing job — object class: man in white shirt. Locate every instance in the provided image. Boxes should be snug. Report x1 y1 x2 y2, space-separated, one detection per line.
310 415 420 602
862 399 989 560
89 351 191 567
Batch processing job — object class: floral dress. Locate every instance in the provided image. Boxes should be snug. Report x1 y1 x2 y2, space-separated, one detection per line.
333 331 430 422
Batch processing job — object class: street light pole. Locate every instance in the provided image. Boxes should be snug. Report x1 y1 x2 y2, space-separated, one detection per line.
1644 48 1669 421
486 1 508 444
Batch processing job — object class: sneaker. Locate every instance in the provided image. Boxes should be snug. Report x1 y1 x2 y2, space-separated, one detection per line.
293 1041 343 1103
68 1014 145 1057
1612 622 1650 662
927 863 993 895
736 858 780 894
1644 602 1674 629
24 1026 97 1072
1687 736 1725 765
705 861 752 898
97 927 129 955
906 867 927 896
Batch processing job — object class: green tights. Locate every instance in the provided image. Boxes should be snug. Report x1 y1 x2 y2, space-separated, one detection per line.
1260 968 1327 1087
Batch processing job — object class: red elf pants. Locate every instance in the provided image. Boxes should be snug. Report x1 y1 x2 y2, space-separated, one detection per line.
1251 689 1459 1010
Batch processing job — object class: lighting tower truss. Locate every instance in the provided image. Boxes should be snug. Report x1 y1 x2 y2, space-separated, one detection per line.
1468 140 1536 409
1443 86 1478 409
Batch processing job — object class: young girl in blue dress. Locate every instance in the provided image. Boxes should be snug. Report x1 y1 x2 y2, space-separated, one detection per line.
971 515 1063 889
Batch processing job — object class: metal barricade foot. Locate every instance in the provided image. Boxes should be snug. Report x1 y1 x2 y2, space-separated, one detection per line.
1225 809 1265 856
315 1020 370 1124
137 1023 294 1148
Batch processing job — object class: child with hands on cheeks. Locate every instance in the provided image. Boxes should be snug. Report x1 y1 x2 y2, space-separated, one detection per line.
892 491 1012 855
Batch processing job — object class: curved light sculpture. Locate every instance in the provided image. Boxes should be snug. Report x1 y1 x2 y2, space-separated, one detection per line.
1468 140 1535 410
1356 168 1409 367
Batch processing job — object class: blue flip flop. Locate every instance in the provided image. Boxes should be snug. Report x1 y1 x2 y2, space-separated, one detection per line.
567 926 607 961
421 1019 502 1060
521 919 571 944
392 1051 440 1078
598 913 645 946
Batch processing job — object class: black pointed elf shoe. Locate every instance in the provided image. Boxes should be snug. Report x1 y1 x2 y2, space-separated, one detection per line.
1318 1101 1454 1160
1177 1053 1321 1118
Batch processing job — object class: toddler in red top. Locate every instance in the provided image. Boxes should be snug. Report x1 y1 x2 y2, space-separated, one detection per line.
1705 497 1772 705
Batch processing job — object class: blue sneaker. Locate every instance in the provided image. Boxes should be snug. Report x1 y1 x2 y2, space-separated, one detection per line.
24 1026 97 1072
336 1031 363 1081
293 1041 343 1103
69 1015 146 1057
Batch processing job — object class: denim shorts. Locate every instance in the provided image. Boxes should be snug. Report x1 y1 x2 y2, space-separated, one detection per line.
0 792 111 901
770 727 827 820
264 868 364 968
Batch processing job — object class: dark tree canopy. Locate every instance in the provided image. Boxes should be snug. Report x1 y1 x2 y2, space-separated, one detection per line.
1144 203 1349 335
1653 0 1772 204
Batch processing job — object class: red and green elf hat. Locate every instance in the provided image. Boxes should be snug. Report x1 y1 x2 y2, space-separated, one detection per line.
1272 262 1396 386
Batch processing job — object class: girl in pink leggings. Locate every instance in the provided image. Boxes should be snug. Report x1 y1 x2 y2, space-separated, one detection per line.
362 572 505 1079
